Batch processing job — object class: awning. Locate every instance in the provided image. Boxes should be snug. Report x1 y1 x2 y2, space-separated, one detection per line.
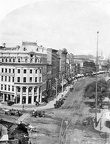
60 79 68 86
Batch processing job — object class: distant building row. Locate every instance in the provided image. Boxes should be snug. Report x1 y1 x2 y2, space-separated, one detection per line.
0 41 107 105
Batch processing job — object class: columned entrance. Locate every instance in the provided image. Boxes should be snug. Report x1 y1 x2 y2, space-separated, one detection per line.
15 85 42 104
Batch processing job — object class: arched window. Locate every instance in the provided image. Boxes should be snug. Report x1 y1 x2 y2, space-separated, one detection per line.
25 58 27 63
30 58 33 63
38 58 40 63
9 58 11 62
24 47 27 51
13 59 15 62
35 58 37 63
18 58 20 62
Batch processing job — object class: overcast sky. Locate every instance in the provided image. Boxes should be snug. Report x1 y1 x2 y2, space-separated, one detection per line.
0 0 110 58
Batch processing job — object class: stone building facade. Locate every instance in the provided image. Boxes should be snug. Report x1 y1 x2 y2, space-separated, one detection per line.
0 42 47 104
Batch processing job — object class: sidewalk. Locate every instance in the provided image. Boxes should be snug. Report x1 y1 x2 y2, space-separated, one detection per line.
0 85 72 111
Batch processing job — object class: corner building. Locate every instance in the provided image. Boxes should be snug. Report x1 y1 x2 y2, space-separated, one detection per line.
0 42 47 105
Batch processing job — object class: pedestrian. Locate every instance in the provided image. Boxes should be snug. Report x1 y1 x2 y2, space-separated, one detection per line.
32 110 35 116
36 100 39 106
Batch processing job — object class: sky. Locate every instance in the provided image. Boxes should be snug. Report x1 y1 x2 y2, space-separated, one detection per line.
1 0 110 58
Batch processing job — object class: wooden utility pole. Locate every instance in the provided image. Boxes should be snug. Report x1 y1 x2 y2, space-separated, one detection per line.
62 74 64 93
95 31 99 126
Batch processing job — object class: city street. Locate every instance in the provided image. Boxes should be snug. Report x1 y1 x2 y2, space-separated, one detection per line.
0 84 71 111
22 74 107 144
0 74 108 144
1 1 110 144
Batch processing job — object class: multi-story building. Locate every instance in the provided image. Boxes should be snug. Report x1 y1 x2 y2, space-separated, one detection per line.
67 53 75 77
58 48 68 79
0 41 47 105
46 48 60 97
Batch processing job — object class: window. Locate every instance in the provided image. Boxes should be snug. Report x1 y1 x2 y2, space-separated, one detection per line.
30 58 33 63
12 86 14 91
13 59 15 62
25 59 27 63
23 87 26 92
39 59 41 63
9 76 10 82
12 77 14 82
18 59 20 62
35 69 37 73
17 77 20 82
24 47 27 51
8 85 10 91
18 69 20 73
35 58 37 63
5 76 7 81
6 59 7 62
2 68 3 73
1 76 3 81
23 77 26 82
1 84 3 90
9 58 11 62
2 58 4 62
5 85 6 90
5 68 7 73
24 69 26 73
35 77 37 82
30 69 32 73
13 69 15 73
39 77 41 82
30 77 32 82
34 88 37 93
40 69 42 73
9 69 11 73
38 59 40 63
17 87 20 92
29 87 32 92
30 54 33 57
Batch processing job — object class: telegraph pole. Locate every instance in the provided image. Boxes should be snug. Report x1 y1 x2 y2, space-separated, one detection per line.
62 74 64 93
95 31 99 126
55 78 57 100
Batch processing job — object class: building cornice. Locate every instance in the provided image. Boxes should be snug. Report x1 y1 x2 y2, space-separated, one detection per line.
14 82 42 86
0 62 47 67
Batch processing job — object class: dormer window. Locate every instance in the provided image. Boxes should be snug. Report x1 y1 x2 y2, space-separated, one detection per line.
30 54 33 57
18 58 20 62
13 59 15 62
25 58 27 63
9 58 11 62
35 58 37 63
38 58 40 63
24 47 27 51
30 58 33 63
